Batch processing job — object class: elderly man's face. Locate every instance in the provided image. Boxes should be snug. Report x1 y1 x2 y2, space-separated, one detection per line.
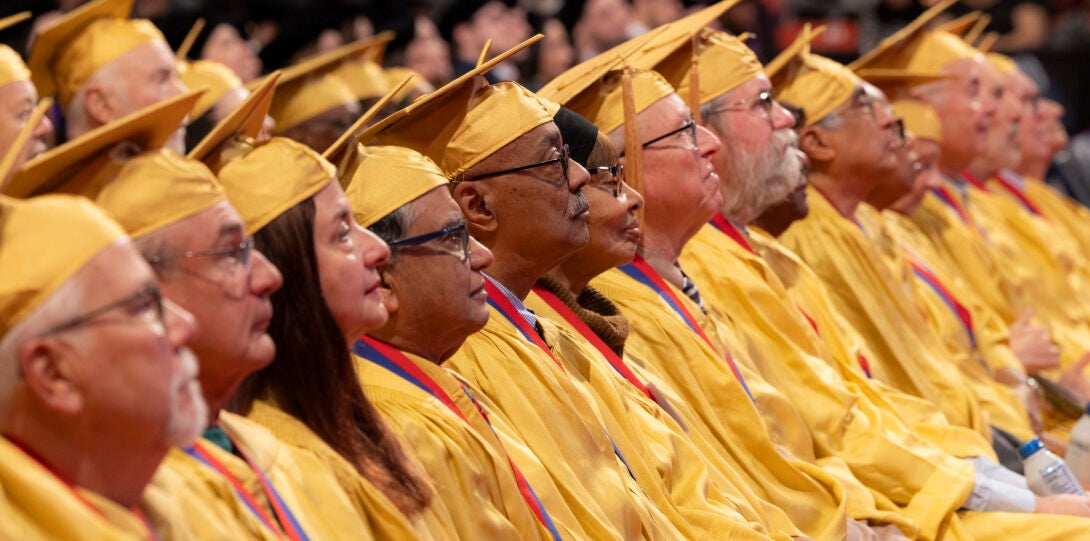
461 121 591 257
892 136 943 215
149 201 282 407
979 66 1023 173
865 87 914 206
112 41 188 114
1040 99 1068 155
0 81 51 167
379 187 494 356
921 58 993 173
45 241 204 448
1012 73 1051 167
703 74 802 223
820 85 902 183
634 93 722 233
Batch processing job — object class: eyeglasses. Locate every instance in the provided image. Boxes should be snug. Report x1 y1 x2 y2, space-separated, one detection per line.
456 145 570 185
837 94 877 122
589 163 625 197
42 285 165 336
636 115 698 152
386 223 471 264
147 237 254 272
146 237 255 297
706 90 776 120
888 118 906 147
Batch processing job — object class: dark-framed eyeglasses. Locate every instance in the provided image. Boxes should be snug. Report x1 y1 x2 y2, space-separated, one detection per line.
888 118 906 147
634 115 698 152
386 222 471 263
589 163 625 197
706 90 776 120
42 285 165 336
456 145 570 185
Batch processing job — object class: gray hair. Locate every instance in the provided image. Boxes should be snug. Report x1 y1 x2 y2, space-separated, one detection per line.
366 203 417 264
0 273 89 418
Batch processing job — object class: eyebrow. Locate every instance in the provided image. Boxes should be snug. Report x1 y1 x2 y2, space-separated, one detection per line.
442 216 467 229
215 222 245 242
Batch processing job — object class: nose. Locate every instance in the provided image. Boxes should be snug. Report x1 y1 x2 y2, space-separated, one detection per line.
771 100 796 130
468 236 494 271
358 227 391 269
695 124 722 158
568 159 590 193
623 180 645 212
163 298 199 349
249 249 284 297
33 113 53 141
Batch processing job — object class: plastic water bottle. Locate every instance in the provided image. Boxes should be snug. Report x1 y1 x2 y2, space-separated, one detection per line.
1065 405 1090 485
1021 438 1085 496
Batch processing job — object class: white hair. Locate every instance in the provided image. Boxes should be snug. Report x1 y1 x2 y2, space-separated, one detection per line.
0 274 89 418
64 60 129 140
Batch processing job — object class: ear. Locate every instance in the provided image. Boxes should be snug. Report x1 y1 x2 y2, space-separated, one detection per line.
799 126 835 164
378 278 400 316
451 182 498 235
18 338 82 415
81 82 118 127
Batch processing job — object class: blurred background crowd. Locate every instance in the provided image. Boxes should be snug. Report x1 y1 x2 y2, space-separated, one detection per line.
5 0 1090 201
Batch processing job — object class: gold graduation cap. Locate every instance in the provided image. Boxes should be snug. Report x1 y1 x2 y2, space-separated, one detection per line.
963 14 992 45
178 59 244 120
215 137 337 234
891 99 942 143
4 90 202 198
333 31 396 102
382 67 433 102
357 34 550 180
977 32 999 53
3 90 226 239
935 10 984 38
345 145 449 228
0 193 129 336
854 68 951 88
323 75 413 177
768 24 858 127
0 12 32 88
27 0 166 106
188 70 282 170
269 38 379 132
619 1 758 116
847 0 978 76
985 52 1017 76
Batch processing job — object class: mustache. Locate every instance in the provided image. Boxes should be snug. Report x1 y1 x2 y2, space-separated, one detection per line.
570 190 590 216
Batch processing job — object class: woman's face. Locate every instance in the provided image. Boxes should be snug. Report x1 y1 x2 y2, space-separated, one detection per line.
582 161 643 271
311 180 391 340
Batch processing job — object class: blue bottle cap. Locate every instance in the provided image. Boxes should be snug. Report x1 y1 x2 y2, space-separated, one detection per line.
1019 438 1044 459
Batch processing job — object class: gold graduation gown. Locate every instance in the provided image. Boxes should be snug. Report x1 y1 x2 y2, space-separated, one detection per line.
592 265 976 541
854 204 1034 440
779 187 988 437
142 439 282 540
525 291 804 541
527 286 864 541
1024 176 1090 255
355 345 566 541
445 305 686 540
0 436 150 540
242 401 429 540
958 178 1090 369
747 227 1004 459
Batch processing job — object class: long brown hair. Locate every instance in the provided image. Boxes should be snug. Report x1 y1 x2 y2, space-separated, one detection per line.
230 197 431 516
